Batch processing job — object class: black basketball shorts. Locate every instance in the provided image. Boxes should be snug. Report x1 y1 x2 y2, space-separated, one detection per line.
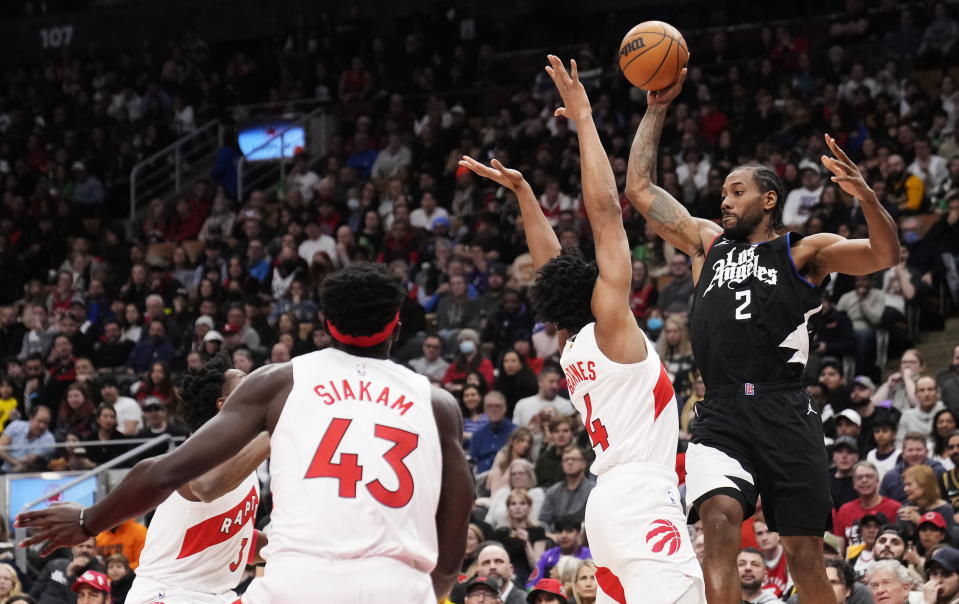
684 383 832 536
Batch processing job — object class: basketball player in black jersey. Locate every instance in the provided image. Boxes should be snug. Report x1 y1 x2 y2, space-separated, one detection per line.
625 74 900 603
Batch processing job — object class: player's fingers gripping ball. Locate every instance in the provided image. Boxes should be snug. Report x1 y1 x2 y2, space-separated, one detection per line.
619 21 689 90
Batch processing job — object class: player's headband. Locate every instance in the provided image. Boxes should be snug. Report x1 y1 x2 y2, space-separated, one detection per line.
326 311 400 348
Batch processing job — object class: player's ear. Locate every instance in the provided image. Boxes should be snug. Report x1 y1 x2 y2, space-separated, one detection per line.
763 190 778 212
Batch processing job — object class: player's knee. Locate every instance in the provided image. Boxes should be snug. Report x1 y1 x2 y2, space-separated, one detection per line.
698 500 742 541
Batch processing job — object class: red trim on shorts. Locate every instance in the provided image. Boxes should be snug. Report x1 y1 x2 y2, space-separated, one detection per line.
653 363 675 420
595 566 627 604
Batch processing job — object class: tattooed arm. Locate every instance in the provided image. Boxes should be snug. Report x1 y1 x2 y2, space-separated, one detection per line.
624 69 720 262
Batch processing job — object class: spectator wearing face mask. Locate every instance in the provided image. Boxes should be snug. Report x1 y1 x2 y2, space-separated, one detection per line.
443 329 495 393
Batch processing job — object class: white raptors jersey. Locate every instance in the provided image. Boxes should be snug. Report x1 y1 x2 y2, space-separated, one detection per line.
133 473 259 594
263 348 441 572
561 323 678 475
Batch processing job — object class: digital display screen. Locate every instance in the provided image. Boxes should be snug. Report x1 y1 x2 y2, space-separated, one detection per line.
238 123 305 161
7 474 97 529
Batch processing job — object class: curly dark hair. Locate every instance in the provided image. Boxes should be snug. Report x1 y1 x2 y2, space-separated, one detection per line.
528 248 597 333
320 263 406 341
177 353 230 433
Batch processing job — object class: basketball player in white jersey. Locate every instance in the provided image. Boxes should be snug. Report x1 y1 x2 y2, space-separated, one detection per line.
458 56 703 604
17 263 474 603
126 354 269 604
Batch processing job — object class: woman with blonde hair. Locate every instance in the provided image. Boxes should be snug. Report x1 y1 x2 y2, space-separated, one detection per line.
0 563 22 602
483 458 544 528
900 464 955 537
566 559 598 604
485 428 534 495
493 488 548 587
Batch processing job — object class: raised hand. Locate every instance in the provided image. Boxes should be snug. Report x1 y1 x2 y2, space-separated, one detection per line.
821 134 873 202
647 66 688 106
15 502 89 557
458 156 527 192
544 54 591 122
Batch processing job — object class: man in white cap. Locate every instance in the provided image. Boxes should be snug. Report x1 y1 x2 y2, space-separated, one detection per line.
835 408 862 446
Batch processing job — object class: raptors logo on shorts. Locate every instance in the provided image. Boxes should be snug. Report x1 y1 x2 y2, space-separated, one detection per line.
645 519 682 556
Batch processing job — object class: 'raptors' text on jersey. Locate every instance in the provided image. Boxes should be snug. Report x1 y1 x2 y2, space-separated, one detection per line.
561 324 677 473
259 347 441 571
132 473 260 595
690 233 824 389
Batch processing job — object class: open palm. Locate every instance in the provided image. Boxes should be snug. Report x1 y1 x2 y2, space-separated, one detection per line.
458 156 525 190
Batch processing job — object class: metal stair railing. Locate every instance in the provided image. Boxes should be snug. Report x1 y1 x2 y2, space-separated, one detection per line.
10 434 182 571
129 120 224 220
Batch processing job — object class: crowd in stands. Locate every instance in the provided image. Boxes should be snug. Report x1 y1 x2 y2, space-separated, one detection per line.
0 0 959 602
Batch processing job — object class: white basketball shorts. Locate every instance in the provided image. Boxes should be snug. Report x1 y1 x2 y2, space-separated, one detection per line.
585 463 705 604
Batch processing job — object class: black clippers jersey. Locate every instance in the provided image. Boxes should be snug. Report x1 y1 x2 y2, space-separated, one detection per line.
690 232 824 389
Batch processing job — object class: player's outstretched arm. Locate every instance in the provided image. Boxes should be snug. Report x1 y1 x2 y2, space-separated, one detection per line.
624 68 719 261
545 55 644 362
180 431 271 503
458 155 560 269
16 363 290 556
430 387 473 600
796 134 900 280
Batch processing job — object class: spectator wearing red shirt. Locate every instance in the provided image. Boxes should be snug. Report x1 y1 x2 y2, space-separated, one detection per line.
833 460 901 555
629 259 657 319
754 518 789 598
166 199 204 242
377 219 419 265
698 99 728 146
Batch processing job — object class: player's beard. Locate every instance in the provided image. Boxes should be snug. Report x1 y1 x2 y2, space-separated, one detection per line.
740 576 763 591
722 203 766 241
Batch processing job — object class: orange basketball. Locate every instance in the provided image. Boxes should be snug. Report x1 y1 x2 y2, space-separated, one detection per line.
619 21 688 91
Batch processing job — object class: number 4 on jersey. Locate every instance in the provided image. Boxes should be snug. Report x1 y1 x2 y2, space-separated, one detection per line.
583 393 610 451
305 418 419 508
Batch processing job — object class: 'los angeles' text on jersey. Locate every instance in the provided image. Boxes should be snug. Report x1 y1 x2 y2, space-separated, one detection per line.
690 233 824 389
702 245 778 295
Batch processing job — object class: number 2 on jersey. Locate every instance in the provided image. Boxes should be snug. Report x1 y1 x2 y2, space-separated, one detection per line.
735 290 752 320
583 393 610 451
305 418 419 508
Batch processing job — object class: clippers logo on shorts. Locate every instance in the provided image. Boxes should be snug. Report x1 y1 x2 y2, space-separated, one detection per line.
702 246 778 295
745 383 755 396
645 519 682 556
176 486 258 559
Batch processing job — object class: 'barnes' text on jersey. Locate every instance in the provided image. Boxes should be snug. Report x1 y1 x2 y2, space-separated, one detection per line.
690 232 823 389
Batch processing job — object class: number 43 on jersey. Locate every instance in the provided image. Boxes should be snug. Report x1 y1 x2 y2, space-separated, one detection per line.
305 418 419 508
